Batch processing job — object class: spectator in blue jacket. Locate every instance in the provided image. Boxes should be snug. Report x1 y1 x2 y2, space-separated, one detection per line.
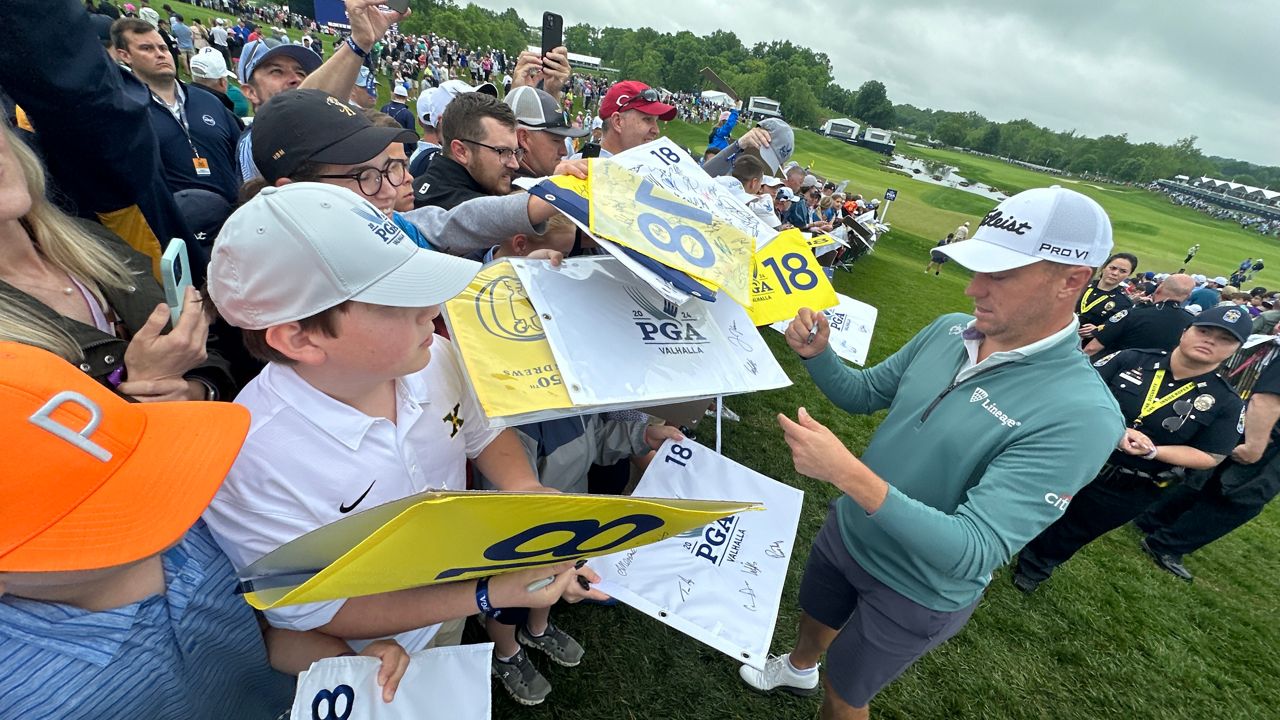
112 18 242 203
706 102 740 153
380 83 418 156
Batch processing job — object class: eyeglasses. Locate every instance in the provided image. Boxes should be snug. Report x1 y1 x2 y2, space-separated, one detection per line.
315 159 408 196
1161 398 1195 432
459 138 525 163
615 88 660 112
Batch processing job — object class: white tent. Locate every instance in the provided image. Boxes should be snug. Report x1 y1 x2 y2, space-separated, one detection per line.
700 90 734 107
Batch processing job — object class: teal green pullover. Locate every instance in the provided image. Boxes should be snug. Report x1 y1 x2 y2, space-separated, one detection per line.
803 313 1124 611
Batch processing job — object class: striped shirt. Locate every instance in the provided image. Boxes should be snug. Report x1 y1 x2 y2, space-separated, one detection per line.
238 128 260 183
0 522 294 719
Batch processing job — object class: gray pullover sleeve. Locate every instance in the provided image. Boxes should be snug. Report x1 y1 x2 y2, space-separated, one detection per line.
399 194 545 255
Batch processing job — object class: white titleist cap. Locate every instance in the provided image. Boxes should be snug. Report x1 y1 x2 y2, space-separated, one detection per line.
939 186 1113 272
208 183 480 329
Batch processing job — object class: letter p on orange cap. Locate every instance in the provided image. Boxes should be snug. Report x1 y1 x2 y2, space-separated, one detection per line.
0 342 250 572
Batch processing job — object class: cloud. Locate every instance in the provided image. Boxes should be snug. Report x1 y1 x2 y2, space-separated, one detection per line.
466 0 1279 165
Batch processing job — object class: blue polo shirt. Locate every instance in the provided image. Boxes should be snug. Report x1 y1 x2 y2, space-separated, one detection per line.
0 522 294 719
148 82 242 202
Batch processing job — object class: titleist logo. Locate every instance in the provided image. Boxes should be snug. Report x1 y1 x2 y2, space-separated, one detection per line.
979 210 1032 235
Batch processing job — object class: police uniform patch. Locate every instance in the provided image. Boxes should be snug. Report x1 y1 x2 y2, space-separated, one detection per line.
1193 394 1215 411
1224 309 1242 323
1104 301 1115 311
1109 309 1129 323
1239 406 1247 434
1093 351 1120 367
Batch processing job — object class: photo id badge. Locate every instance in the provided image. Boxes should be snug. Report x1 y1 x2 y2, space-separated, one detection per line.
193 157 211 176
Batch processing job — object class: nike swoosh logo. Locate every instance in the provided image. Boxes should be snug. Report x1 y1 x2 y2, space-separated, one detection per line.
339 480 376 514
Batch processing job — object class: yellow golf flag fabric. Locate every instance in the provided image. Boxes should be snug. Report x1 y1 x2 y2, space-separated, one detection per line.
587 160 754 306
747 229 838 325
243 491 759 610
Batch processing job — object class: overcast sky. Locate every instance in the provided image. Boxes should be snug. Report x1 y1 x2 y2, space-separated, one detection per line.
465 0 1278 167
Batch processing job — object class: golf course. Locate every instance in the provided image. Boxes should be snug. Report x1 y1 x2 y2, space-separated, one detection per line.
138 5 1279 714
511 122 1280 720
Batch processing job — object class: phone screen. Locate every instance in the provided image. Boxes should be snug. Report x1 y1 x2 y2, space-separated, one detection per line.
541 12 563 58
160 239 193 326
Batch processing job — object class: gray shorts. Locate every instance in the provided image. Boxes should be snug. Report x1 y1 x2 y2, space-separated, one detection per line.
798 510 980 708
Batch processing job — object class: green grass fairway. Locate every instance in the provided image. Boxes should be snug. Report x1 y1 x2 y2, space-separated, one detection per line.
143 10 1280 716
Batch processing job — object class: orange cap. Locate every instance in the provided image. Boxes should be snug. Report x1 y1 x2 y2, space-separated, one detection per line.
0 342 250 572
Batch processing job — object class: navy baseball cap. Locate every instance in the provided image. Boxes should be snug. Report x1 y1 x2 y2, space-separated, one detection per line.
237 38 322 85
1191 305 1252 343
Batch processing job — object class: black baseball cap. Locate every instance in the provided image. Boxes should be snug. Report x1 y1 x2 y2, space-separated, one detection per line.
251 89 416 182
1191 305 1252 343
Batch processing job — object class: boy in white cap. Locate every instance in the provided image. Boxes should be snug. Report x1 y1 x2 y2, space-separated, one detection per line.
203 183 605 707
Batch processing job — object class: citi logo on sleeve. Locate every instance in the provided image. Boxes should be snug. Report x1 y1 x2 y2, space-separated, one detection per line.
968 387 1022 428
1044 492 1072 511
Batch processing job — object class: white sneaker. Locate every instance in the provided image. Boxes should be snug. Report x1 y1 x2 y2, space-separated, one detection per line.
739 653 819 696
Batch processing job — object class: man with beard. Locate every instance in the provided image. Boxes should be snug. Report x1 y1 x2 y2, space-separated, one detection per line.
412 92 520 210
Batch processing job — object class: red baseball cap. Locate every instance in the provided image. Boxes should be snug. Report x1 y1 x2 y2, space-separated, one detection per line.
600 81 676 121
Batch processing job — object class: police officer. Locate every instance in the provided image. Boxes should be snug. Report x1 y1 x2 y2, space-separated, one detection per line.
1135 343 1280 581
1012 305 1252 592
1084 273 1195 357
1078 252 1138 344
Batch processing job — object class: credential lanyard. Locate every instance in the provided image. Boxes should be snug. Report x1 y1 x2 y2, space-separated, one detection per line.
1133 369 1197 427
1079 286 1110 314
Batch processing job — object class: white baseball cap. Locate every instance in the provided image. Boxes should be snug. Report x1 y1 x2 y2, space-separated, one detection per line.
190 47 235 80
1214 276 1229 286
392 83 409 98
429 78 499 131
416 87 439 125
938 186 1113 273
208 183 480 330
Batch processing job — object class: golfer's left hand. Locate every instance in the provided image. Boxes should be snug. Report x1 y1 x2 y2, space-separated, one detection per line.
778 406 856 484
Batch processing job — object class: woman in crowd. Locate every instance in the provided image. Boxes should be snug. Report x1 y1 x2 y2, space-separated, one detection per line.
0 120 233 400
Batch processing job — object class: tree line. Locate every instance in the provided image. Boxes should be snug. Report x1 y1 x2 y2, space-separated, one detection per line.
298 0 1276 186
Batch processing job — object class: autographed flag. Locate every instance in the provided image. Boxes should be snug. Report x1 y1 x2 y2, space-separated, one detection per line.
747 229 839 325
594 440 803 670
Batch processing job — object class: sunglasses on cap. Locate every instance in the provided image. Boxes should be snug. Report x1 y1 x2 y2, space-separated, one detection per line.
615 88 660 111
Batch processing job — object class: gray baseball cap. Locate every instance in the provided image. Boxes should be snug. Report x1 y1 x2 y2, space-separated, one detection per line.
504 86 590 138
755 118 795 174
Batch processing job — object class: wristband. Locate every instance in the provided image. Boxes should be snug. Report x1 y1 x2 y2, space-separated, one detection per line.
106 366 126 388
475 576 496 616
345 36 368 58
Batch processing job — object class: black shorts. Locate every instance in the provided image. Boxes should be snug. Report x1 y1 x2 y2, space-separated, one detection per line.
798 511 980 708
929 250 948 263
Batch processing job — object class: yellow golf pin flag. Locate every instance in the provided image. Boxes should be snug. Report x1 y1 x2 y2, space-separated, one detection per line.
807 233 837 249
240 491 761 610
586 160 754 307
443 261 573 420
747 229 839 325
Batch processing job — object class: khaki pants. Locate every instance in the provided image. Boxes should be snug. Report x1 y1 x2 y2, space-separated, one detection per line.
425 617 467 649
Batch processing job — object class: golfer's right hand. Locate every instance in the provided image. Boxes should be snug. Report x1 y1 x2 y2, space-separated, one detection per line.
785 308 829 358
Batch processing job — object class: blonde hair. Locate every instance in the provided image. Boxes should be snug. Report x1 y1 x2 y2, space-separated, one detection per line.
0 303 83 362
4 122 138 309
819 196 834 211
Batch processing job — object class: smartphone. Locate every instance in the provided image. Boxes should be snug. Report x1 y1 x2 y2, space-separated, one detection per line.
541 12 563 58
160 238 192 326
383 0 411 13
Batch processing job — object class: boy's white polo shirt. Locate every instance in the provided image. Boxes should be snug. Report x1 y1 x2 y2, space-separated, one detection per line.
203 337 499 653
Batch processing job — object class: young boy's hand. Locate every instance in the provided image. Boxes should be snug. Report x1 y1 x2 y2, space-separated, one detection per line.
644 424 685 450
358 639 411 703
